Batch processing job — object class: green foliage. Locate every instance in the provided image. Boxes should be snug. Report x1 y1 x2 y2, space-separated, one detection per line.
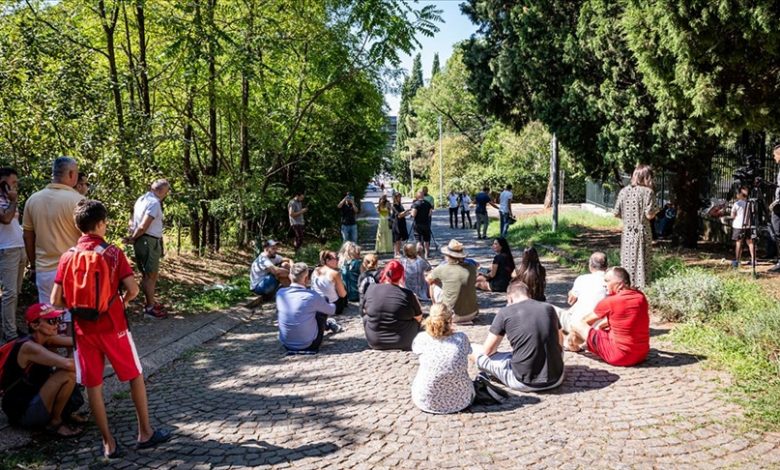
0 0 442 250
647 269 725 322
177 277 253 314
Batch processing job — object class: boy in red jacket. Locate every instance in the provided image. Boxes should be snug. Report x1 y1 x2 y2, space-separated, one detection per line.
51 200 170 458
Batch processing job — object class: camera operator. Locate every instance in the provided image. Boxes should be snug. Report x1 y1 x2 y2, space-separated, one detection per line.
769 144 780 273
338 192 359 243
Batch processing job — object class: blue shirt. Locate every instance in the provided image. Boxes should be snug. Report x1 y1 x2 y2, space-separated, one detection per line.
475 192 491 215
276 284 336 350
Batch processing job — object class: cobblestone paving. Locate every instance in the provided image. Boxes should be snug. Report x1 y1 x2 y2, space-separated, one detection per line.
24 207 780 469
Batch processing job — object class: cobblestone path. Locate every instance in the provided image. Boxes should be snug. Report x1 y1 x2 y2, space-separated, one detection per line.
23 206 780 469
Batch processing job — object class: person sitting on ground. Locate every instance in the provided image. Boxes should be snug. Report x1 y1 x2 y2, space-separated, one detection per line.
361 260 422 351
276 262 343 352
475 237 515 293
514 246 547 301
249 240 291 296
338 241 362 302
566 267 650 367
472 280 564 392
411 303 474 414
426 239 479 324
731 186 755 268
557 252 608 333
51 199 170 458
312 250 348 315
1 304 81 437
400 243 431 301
357 253 381 303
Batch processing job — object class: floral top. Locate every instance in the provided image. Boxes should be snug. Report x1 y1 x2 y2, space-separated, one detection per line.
411 331 474 414
401 256 431 300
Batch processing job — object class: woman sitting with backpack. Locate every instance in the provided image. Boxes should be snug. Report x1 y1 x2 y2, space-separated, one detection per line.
357 253 381 303
311 250 348 315
1 304 83 437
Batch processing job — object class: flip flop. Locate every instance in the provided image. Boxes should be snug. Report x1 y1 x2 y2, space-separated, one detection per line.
135 428 172 450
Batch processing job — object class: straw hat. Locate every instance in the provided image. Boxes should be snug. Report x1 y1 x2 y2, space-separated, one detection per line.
441 239 467 259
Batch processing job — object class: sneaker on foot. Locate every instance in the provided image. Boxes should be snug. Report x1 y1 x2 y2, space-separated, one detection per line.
731 260 740 269
326 319 343 333
144 306 168 320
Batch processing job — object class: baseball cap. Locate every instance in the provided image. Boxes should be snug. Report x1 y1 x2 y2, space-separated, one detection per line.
25 303 64 324
263 239 279 248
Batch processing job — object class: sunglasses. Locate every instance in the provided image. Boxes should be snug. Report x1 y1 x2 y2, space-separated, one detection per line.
43 317 61 326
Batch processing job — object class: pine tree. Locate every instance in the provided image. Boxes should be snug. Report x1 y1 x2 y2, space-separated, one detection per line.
431 53 440 77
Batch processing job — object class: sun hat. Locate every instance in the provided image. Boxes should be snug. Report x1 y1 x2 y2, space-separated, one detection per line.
25 303 64 324
441 239 467 259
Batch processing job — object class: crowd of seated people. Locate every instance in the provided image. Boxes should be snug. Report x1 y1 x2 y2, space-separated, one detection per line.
257 232 651 414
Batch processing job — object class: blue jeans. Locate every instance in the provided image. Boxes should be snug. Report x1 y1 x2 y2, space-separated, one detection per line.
499 212 511 238
341 224 358 243
251 275 279 295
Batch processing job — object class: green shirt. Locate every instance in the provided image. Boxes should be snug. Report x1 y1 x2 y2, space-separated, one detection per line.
429 262 478 318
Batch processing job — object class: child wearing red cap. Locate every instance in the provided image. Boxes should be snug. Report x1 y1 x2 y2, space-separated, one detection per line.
51 200 170 459
0 304 81 436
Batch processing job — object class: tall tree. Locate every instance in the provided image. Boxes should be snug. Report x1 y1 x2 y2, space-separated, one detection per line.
431 52 440 77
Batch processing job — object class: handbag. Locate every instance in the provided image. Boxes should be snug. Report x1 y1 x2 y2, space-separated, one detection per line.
506 214 517 225
472 376 509 405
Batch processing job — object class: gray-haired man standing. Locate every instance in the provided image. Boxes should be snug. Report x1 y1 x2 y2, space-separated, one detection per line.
127 179 171 319
22 157 84 305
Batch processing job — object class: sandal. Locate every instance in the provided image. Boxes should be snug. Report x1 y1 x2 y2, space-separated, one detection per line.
66 411 90 425
103 438 122 460
135 428 172 450
45 423 84 439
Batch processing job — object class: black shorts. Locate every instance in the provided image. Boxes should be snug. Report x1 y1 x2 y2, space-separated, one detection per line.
732 228 753 241
414 225 432 242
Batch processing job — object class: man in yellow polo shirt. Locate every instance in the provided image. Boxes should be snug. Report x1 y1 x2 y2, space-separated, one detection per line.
22 157 84 305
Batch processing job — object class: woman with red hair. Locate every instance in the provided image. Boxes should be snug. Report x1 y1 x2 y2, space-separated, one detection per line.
360 260 423 350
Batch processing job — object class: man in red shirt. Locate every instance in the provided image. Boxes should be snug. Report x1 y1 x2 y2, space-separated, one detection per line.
51 200 170 459
567 266 650 367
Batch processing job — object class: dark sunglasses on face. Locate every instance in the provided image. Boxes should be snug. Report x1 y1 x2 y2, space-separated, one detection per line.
43 317 61 326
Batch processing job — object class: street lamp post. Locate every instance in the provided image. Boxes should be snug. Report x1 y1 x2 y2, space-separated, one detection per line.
438 116 443 207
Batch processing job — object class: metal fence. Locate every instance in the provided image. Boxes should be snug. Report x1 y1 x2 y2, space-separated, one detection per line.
586 172 674 210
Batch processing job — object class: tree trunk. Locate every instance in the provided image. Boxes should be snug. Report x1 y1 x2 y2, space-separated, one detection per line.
672 145 714 248
98 1 124 135
183 88 200 252
206 0 218 176
136 0 151 118
240 73 250 172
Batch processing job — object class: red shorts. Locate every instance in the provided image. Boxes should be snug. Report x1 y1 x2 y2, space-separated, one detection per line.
75 330 143 387
587 328 647 367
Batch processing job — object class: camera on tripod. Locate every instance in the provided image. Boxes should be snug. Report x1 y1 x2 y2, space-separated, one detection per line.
733 154 765 189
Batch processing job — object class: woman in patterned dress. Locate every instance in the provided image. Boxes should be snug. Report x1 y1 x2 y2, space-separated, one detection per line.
613 164 659 289
411 304 474 414
375 194 393 254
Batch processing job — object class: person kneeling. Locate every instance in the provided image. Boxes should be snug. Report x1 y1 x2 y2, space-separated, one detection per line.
566 267 649 367
472 280 564 392
276 263 343 352
1 304 81 437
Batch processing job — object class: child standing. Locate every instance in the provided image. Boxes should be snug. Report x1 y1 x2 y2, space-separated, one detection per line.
51 200 170 458
731 186 755 268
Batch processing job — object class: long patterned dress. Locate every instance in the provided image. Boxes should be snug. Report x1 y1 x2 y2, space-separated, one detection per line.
375 205 394 253
614 185 658 289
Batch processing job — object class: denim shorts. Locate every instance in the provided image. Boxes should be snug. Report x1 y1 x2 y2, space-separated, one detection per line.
19 394 50 428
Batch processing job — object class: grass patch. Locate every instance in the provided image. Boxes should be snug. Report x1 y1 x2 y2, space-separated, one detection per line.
112 390 130 400
651 268 780 428
174 276 253 313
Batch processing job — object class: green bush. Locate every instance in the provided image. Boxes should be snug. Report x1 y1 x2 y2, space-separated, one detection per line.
647 268 724 322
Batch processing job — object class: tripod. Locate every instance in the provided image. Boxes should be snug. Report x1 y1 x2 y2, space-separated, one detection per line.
739 183 780 278
739 196 758 277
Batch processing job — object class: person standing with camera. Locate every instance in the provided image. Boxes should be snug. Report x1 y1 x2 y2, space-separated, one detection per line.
769 144 780 273
338 192 359 243
0 168 26 343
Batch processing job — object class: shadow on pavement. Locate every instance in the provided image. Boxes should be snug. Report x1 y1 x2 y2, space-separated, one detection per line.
554 364 621 394
468 394 542 413
640 349 705 368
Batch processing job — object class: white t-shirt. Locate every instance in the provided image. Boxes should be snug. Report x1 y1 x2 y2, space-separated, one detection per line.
250 253 283 289
448 194 459 209
132 192 164 238
0 193 24 250
499 190 513 213
568 271 607 317
460 195 471 209
731 200 748 229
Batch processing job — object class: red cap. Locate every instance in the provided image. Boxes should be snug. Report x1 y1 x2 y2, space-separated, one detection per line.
25 303 64 324
380 260 405 285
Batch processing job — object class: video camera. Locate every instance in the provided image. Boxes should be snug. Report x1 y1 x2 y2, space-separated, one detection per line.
733 155 764 188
